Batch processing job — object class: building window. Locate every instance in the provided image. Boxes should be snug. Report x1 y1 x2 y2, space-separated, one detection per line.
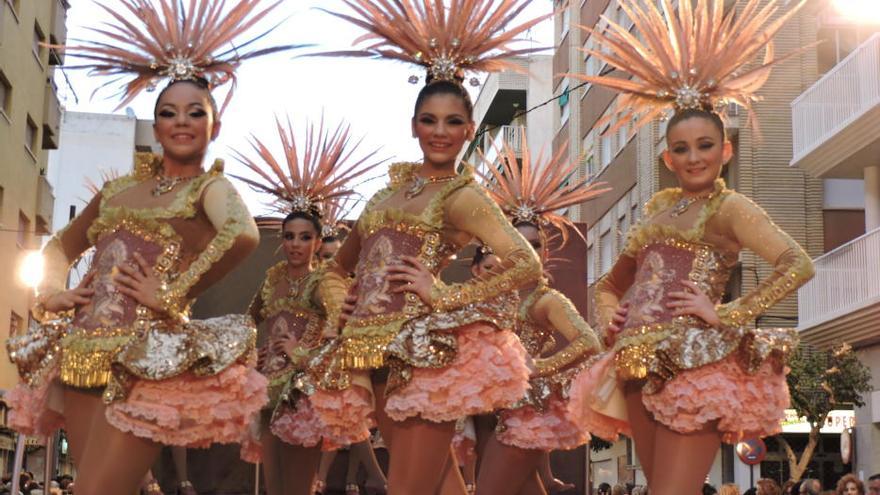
586 243 596 284
17 211 30 248
560 4 570 38
10 311 23 337
583 131 597 178
33 23 46 64
25 116 38 155
0 70 10 118
600 230 613 276
600 125 613 168
617 215 628 254
559 84 570 125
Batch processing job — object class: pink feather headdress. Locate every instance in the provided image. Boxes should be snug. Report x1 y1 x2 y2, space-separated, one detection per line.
231 116 387 230
61 0 301 110
318 0 550 84
477 129 610 244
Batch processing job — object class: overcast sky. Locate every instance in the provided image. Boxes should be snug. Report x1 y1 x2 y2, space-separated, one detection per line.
58 1 554 218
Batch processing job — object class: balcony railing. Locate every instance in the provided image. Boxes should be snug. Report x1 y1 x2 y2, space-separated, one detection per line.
42 81 61 150
481 125 525 165
791 33 880 165
798 226 880 330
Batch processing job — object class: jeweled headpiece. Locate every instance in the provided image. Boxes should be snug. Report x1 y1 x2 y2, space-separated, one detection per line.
231 116 386 230
477 129 610 244
318 0 549 85
62 0 301 110
571 0 808 132
320 198 354 239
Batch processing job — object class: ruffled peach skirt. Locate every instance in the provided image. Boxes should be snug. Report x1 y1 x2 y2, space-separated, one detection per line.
497 396 589 451
566 353 632 441
641 356 790 443
271 396 335 450
307 385 375 447
105 364 268 448
385 324 530 423
6 367 65 438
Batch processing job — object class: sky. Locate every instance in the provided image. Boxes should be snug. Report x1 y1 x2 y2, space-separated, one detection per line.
57 1 555 218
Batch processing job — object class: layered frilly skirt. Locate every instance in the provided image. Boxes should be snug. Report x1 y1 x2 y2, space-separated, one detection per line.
305 293 530 443
567 326 798 443
6 314 267 448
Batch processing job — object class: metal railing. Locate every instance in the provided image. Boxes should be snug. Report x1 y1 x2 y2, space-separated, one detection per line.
798 226 880 330
791 34 880 164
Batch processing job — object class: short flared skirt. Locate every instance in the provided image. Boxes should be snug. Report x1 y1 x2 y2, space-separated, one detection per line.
310 323 530 435
568 352 790 443
9 363 267 450
496 395 589 451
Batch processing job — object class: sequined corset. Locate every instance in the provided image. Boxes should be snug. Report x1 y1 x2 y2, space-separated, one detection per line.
62 226 182 388
258 309 320 379
341 209 457 369
73 230 174 331
614 239 732 381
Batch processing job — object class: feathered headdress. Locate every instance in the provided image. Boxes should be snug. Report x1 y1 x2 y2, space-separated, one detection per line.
477 129 610 244
320 197 355 239
61 0 301 110
231 116 387 230
318 0 550 84
570 0 808 132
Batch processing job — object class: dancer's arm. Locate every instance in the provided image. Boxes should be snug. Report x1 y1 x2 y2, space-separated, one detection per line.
531 290 602 377
315 269 351 339
714 193 815 328
156 177 259 319
593 255 636 331
430 185 542 311
34 193 101 319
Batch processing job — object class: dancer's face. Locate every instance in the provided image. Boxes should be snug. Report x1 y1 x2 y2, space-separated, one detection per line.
662 116 732 195
153 82 220 163
845 482 861 495
318 239 342 261
282 218 321 268
470 253 502 278
412 94 475 168
516 224 546 263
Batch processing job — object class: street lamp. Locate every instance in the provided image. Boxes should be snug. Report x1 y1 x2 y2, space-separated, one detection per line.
18 250 44 289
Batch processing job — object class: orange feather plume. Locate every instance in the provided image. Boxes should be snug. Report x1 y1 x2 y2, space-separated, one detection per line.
230 116 387 230
476 128 610 245
317 0 551 82
61 0 302 110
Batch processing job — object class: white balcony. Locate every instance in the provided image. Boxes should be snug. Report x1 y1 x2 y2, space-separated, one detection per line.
790 34 880 179
798 226 880 347
482 125 524 165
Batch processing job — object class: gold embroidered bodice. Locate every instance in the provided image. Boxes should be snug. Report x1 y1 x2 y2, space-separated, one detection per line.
36 152 259 388
595 179 814 385
331 162 541 369
248 261 348 379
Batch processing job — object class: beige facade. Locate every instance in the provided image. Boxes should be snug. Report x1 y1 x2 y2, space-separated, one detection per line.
0 0 67 392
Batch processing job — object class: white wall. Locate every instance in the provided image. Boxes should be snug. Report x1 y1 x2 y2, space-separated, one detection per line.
824 178 866 210
47 111 158 232
525 55 553 164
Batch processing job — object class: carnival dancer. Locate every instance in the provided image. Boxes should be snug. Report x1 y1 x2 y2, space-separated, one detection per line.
303 2 550 493
4 1 298 493
473 136 610 494
233 118 384 495
564 1 814 493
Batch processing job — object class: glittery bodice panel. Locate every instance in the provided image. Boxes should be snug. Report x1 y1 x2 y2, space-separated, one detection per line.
73 230 171 331
350 227 426 321
259 310 318 378
619 241 730 332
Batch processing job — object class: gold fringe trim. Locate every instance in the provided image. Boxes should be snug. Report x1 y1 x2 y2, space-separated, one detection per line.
341 333 398 370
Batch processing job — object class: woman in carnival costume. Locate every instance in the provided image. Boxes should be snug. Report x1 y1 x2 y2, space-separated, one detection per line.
473 136 611 494
4 1 297 493
233 117 385 495
303 1 550 493
565 0 815 492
